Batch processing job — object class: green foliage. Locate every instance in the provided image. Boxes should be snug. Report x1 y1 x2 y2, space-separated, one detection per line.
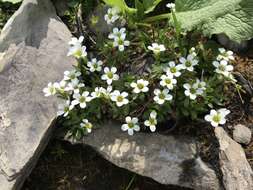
175 0 253 42
1 0 22 4
103 0 162 15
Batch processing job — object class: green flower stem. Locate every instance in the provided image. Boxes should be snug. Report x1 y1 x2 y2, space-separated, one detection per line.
144 13 170 23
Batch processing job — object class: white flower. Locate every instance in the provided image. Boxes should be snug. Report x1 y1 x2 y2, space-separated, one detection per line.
110 90 129 107
104 7 120 25
57 100 74 117
68 36 84 46
101 67 119 85
55 80 68 93
80 119 93 133
179 54 198 72
65 78 85 94
189 47 197 57
212 60 233 77
43 82 59 97
102 86 113 99
164 61 182 77
87 58 103 72
193 79 206 95
108 27 126 39
71 91 92 108
160 74 177 90
67 40 87 58
166 3 175 10
204 108 230 127
121 116 140 135
183 83 198 100
144 111 157 132
63 70 81 81
113 35 130 51
148 43 166 54
130 79 149 93
217 48 234 61
91 87 103 99
154 89 173 104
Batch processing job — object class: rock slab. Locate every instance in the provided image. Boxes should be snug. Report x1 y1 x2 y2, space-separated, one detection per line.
67 122 221 190
232 124 252 145
215 127 253 190
0 0 74 189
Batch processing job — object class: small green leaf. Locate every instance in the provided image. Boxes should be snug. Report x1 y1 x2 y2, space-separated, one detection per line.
143 0 162 14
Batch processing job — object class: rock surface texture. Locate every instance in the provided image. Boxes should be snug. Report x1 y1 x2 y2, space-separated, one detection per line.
0 0 73 189
232 124 252 145
67 123 221 190
215 127 253 190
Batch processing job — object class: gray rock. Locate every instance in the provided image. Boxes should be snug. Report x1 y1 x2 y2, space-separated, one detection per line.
233 124 252 145
66 122 221 190
215 127 253 190
0 0 74 189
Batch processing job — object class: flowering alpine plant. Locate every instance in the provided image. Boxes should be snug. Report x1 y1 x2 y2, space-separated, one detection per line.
43 3 240 138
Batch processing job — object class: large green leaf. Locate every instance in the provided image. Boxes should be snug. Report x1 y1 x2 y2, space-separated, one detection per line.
143 0 162 14
103 0 128 11
175 0 253 42
1 0 22 3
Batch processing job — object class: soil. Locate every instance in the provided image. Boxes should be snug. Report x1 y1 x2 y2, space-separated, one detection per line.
22 139 191 190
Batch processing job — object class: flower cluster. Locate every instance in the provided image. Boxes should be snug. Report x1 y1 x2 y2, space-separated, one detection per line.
212 48 235 80
43 5 236 138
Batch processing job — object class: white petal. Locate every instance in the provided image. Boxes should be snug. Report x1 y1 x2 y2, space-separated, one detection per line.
150 125 156 132
128 129 134 135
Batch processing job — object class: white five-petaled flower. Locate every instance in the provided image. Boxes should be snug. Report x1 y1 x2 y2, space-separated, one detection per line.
113 35 130 52
212 60 233 77
87 58 103 72
160 74 177 90
179 54 198 71
121 116 140 135
130 79 149 93
217 48 234 61
144 111 158 132
166 3 175 10
91 87 104 99
63 70 81 81
183 83 198 100
71 91 92 109
164 61 183 77
108 27 126 39
43 82 59 97
67 36 87 58
68 36 84 46
80 119 93 133
193 79 206 95
65 78 85 94
154 89 173 104
104 7 120 25
204 108 230 127
57 100 74 117
148 43 166 54
101 67 119 85
110 90 129 107
55 80 68 93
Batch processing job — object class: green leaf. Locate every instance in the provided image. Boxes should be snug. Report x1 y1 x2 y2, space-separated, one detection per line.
103 0 136 13
135 0 145 19
143 0 162 14
175 0 253 42
1 0 22 3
